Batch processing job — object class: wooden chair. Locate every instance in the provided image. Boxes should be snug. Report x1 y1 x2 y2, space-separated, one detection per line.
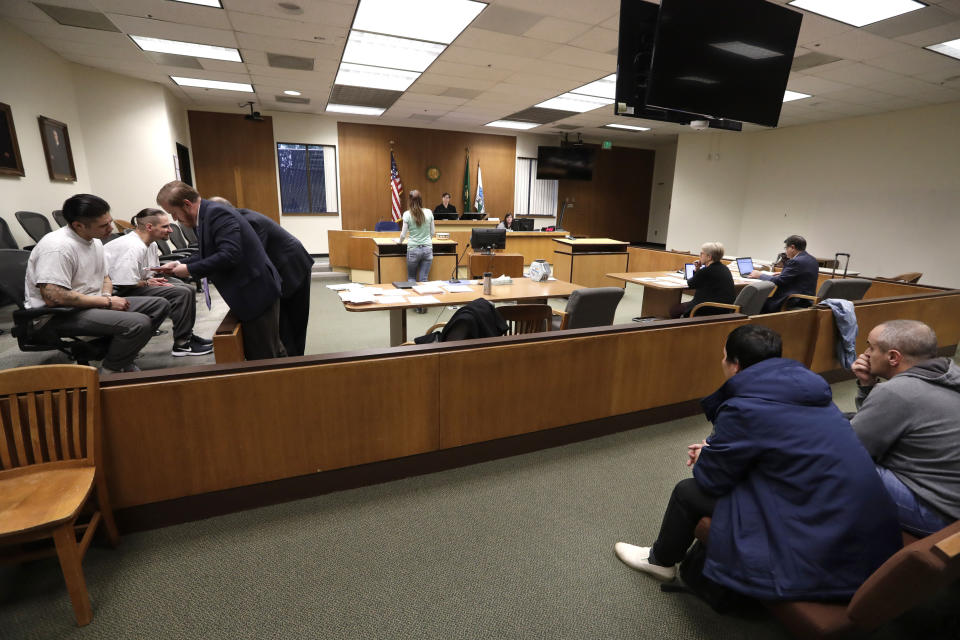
877 272 922 284
497 304 553 335
113 219 133 233
0 365 120 626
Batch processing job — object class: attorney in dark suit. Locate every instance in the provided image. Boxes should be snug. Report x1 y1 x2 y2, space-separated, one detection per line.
749 234 819 313
210 197 313 356
155 181 285 360
670 241 736 318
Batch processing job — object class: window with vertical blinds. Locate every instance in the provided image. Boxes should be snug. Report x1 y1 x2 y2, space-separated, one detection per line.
277 143 339 214
514 157 558 216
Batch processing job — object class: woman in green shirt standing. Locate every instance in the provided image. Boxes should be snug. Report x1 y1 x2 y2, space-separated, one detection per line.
399 189 435 283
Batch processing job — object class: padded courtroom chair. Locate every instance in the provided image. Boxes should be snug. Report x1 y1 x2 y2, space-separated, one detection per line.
52 209 67 227
374 220 400 232
497 304 553 335
878 272 922 284
780 278 872 312
168 223 197 254
551 287 624 330
0 365 120 626
692 517 960 639
113 219 134 233
15 210 53 245
155 238 192 262
179 222 198 246
0 250 109 365
690 281 775 317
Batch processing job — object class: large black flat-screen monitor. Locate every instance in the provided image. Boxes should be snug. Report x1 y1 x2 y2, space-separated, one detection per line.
511 218 534 232
644 0 801 127
536 146 595 181
471 228 506 253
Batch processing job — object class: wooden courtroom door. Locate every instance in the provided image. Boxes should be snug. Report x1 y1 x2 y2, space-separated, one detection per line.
187 111 281 222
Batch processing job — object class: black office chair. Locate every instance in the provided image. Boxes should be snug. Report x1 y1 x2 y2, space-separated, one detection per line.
691 281 776 317
0 216 19 249
15 211 53 246
155 238 193 262
551 287 625 330
0 249 109 365
179 223 198 246
168 223 197 254
52 210 67 227
780 278 873 311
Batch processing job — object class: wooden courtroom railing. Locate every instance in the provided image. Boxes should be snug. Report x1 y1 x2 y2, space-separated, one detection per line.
99 288 960 515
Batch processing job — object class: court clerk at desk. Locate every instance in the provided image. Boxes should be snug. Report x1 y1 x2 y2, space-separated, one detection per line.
669 241 736 318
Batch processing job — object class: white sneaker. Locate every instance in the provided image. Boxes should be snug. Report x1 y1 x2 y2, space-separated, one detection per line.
614 542 677 581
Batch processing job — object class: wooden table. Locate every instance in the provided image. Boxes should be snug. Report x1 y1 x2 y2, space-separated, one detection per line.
468 252 524 278
553 238 629 288
341 277 583 345
607 270 756 318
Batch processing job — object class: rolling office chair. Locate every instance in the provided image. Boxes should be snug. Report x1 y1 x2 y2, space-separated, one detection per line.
690 281 776 317
551 287 625 330
0 249 109 365
52 209 67 227
15 211 53 247
374 220 400 232
0 216 19 249
780 278 872 311
168 223 197 254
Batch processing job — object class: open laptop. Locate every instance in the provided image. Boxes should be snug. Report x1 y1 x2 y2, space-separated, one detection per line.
392 281 415 289
736 257 754 276
684 263 696 280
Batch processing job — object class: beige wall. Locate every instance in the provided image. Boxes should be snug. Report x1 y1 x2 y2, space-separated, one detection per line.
667 102 960 287
0 20 188 245
0 20 92 247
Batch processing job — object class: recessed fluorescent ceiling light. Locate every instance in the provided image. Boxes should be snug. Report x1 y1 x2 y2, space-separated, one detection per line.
536 93 613 113
605 123 650 131
787 0 924 27
335 62 420 91
926 38 960 60
170 0 222 7
170 76 252 92
131 36 240 62
571 74 616 99
783 90 811 102
326 104 386 116
343 31 445 73
485 120 539 130
284 90 302 96
352 0 486 45
710 41 783 59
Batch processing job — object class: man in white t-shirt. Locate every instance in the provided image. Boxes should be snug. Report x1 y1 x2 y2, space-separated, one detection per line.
104 208 212 357
24 194 169 374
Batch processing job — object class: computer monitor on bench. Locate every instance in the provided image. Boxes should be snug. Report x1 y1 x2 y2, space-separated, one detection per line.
471 228 506 254
511 218 534 231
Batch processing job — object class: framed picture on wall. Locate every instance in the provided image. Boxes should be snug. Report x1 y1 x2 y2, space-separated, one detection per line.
0 102 25 177
38 115 77 182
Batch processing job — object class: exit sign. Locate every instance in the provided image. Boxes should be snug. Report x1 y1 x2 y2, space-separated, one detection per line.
601 140 613 149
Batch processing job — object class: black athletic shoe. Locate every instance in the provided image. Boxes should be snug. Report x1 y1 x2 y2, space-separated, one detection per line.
172 342 213 357
190 333 213 346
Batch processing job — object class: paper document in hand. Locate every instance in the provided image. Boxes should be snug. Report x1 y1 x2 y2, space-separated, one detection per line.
442 284 472 293
376 296 406 304
412 284 444 295
407 295 440 305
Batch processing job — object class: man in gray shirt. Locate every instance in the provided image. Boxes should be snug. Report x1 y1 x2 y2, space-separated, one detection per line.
850 319 960 536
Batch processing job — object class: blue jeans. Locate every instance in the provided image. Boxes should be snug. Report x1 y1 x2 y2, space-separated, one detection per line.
876 465 950 537
406 244 433 282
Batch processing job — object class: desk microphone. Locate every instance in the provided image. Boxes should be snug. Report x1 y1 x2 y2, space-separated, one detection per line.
450 242 470 283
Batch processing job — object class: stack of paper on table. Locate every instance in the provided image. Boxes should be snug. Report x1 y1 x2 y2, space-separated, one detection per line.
412 284 444 295
442 283 472 293
407 295 440 305
339 290 376 304
327 282 364 291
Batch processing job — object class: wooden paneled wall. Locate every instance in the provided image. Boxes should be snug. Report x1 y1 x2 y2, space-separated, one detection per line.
338 123 516 231
187 111 281 222
557 145 655 243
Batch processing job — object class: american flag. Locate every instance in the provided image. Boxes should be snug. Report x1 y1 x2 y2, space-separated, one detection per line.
390 150 403 222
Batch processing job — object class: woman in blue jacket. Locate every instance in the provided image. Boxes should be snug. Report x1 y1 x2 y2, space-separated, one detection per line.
615 325 902 600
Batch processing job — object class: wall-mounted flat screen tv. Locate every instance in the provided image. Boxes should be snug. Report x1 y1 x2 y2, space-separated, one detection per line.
644 0 802 127
536 146 595 181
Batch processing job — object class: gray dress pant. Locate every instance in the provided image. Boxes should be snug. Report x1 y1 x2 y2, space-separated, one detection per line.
242 299 286 361
44 297 170 370
116 280 196 344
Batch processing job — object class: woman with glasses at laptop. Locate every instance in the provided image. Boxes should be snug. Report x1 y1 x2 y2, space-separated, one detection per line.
669 241 736 318
397 189 435 313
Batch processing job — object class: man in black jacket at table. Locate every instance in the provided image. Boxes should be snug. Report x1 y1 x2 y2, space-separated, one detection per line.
749 234 819 313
